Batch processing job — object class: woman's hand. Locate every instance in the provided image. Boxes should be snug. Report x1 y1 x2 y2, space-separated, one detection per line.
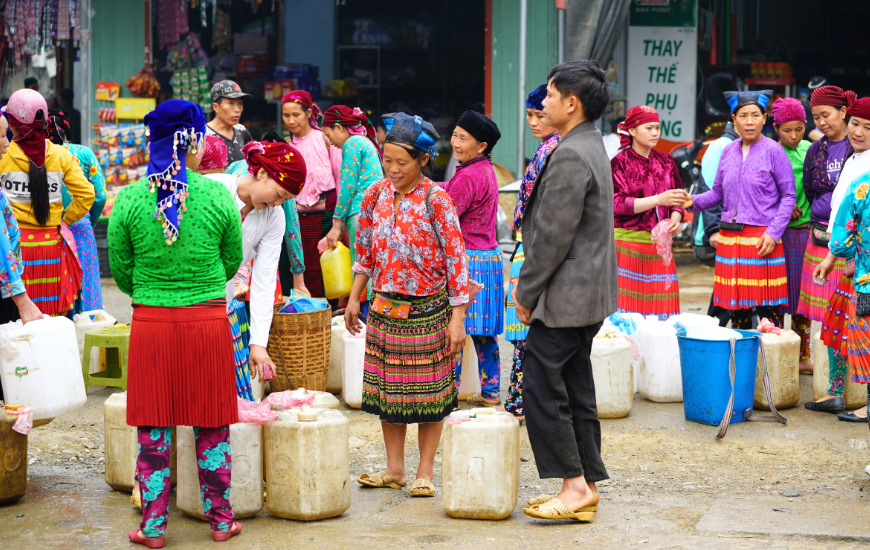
12 292 42 324
446 310 466 357
324 226 342 250
814 254 837 282
345 298 363 336
681 191 694 210
667 212 682 236
657 189 687 208
756 234 776 257
292 273 310 298
512 285 532 326
791 205 803 221
248 345 273 381
709 232 720 249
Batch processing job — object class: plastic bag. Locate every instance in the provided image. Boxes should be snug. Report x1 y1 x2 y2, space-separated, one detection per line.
650 219 674 289
757 318 782 335
236 398 278 425
278 290 327 314
608 313 638 336
263 389 316 410
7 405 33 435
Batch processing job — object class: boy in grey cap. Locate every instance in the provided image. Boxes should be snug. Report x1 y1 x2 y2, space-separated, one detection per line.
206 80 254 163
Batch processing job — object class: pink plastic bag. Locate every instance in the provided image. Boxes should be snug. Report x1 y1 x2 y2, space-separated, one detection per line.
7 405 33 435
237 398 278 425
263 390 316 410
757 318 782 335
650 220 674 289
621 334 643 362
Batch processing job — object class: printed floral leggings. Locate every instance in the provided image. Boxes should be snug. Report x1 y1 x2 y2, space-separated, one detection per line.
455 335 501 400
827 347 849 397
137 426 234 537
504 340 525 416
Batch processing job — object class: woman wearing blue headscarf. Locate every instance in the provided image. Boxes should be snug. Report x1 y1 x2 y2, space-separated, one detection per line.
108 100 244 547
346 113 469 498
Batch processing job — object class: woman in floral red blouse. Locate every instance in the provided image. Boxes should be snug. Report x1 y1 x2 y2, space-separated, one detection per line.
345 112 469 499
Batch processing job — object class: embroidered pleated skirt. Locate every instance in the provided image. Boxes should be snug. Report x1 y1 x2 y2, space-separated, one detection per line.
126 302 239 427
20 226 82 315
465 247 504 336
821 272 854 355
847 291 870 384
712 226 788 310
505 242 528 342
797 235 846 321
227 298 254 401
361 289 458 424
615 235 680 320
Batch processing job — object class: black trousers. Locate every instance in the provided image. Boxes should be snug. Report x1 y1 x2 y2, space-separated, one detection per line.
522 320 609 482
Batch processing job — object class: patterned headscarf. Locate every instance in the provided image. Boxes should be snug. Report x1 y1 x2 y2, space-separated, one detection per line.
144 99 206 245
47 109 72 145
242 140 307 195
321 105 382 160
382 112 440 160
724 90 773 114
199 135 228 171
526 84 548 110
847 97 870 121
811 86 857 109
617 105 660 149
282 90 322 129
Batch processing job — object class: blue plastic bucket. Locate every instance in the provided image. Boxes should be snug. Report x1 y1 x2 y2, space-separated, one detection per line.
677 330 760 426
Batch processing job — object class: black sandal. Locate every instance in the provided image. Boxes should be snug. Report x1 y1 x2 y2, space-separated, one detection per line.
805 397 845 412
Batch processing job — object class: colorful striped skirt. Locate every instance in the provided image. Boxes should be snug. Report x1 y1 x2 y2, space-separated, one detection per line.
20 226 82 316
362 289 457 424
465 247 504 336
712 226 788 311
69 214 103 313
228 298 254 401
847 291 870 383
821 272 854 355
781 225 809 315
615 238 680 320
797 236 846 321
505 242 528 342
127 303 238 427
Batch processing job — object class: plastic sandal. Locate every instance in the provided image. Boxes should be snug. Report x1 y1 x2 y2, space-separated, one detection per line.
526 493 597 511
213 521 242 542
523 497 595 521
410 478 436 497
128 530 166 549
466 393 501 406
358 471 405 490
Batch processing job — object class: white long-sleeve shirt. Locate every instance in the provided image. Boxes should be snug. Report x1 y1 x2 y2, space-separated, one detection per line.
207 173 286 348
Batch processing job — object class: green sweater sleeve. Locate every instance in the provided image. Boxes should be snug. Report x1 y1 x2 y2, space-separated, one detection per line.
219 189 244 282
107 185 134 297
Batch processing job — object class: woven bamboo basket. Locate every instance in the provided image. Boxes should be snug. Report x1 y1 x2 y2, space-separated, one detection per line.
267 304 331 392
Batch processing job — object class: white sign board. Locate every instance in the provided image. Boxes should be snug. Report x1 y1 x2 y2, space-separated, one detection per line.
627 25 697 142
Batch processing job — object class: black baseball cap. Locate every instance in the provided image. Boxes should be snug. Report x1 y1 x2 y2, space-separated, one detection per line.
210 80 253 102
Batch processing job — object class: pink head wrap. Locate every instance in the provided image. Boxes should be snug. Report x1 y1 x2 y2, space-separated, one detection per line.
199 135 228 171
770 98 806 125
281 90 322 130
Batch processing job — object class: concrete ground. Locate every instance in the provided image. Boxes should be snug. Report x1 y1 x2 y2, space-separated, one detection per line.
3 252 870 549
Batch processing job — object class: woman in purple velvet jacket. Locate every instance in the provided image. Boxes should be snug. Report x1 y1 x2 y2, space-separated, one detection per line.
686 90 796 328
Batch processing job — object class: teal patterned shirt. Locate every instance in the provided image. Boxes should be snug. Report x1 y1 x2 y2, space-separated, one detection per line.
227 159 305 275
333 135 383 222
61 143 108 223
0 190 24 298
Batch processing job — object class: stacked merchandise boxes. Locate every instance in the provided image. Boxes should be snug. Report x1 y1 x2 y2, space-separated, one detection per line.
91 124 149 217
171 67 212 115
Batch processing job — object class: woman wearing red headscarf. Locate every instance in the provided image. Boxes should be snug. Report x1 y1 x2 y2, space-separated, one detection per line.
610 105 684 319
320 106 384 265
796 86 856 350
282 90 341 298
206 140 307 400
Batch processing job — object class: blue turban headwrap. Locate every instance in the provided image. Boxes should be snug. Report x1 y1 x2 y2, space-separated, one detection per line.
526 84 548 110
144 100 206 245
724 90 774 114
382 112 440 160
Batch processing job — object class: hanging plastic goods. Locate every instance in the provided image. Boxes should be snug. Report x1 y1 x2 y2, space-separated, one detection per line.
125 67 160 98
650 219 675 289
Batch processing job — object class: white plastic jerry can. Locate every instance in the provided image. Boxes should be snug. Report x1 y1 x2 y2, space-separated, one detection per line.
812 331 866 409
103 392 177 491
0 316 87 423
73 310 116 374
441 409 520 520
754 330 800 410
457 335 481 400
591 335 634 418
265 407 350 521
342 328 366 409
177 423 264 520
636 321 683 403
327 319 346 394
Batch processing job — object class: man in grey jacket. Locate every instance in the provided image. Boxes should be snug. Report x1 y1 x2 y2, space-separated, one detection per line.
513 60 618 520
